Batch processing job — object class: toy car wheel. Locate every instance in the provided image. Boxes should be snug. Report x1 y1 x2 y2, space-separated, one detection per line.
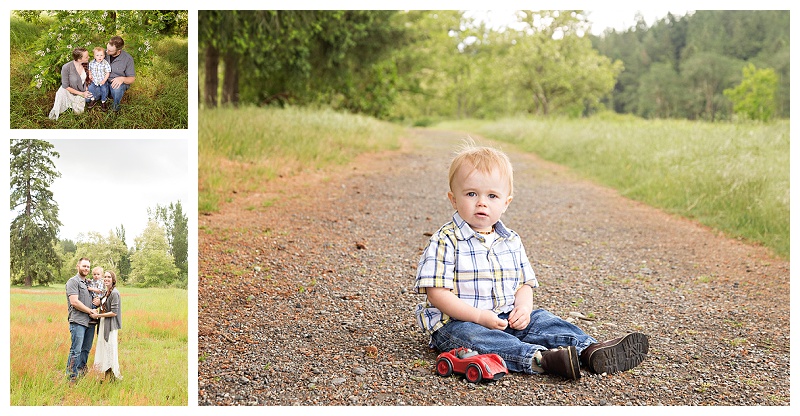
465 363 482 383
436 358 453 377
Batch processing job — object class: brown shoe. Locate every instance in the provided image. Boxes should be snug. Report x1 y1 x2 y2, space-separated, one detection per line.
87 99 97 109
581 332 649 374
539 346 581 380
101 101 108 112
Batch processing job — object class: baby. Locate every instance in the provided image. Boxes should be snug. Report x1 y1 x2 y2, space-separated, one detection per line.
414 141 649 380
87 47 112 111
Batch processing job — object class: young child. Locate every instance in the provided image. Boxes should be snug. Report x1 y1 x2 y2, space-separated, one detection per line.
87 47 111 111
413 142 649 380
88 266 105 307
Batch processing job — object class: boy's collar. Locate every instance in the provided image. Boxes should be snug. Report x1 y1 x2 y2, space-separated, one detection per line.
451 212 513 240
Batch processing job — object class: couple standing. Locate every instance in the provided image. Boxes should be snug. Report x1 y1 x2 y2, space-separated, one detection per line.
65 257 123 383
48 35 136 120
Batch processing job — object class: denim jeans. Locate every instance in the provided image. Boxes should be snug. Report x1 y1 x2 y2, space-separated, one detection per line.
108 82 129 110
430 308 598 374
67 322 95 379
87 82 109 102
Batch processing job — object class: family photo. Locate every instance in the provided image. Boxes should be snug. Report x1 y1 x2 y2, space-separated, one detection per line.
10 10 188 129
65 259 123 383
49 36 136 119
9 138 190 405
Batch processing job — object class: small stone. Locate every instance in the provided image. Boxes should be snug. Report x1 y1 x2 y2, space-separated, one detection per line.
352 367 367 375
332 378 346 386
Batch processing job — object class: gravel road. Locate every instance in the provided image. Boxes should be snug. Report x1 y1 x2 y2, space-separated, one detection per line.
198 128 790 406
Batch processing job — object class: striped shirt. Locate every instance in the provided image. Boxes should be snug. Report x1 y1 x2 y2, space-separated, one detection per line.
414 212 538 334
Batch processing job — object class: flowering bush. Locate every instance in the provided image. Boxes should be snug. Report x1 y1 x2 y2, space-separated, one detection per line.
24 10 185 91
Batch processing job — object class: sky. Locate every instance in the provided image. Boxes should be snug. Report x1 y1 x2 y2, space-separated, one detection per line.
10 138 190 245
470 8 695 36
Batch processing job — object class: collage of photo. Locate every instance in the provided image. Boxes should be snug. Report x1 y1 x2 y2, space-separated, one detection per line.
3 4 794 414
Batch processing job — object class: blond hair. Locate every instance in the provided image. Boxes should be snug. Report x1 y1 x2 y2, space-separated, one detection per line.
93 46 105 54
448 139 514 195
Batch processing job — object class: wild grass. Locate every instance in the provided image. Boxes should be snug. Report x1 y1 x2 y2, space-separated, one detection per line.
438 115 789 258
199 106 404 213
10 15 188 129
9 285 188 405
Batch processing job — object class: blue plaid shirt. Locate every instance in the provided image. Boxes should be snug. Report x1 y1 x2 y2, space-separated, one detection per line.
88 59 111 86
414 212 538 334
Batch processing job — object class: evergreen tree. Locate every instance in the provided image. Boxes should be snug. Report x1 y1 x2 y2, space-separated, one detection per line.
148 200 188 277
116 224 132 282
10 139 62 286
171 201 189 279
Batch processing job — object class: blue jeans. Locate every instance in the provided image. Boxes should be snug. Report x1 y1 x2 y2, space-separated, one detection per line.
87 82 109 102
67 322 95 379
108 81 129 110
430 309 597 374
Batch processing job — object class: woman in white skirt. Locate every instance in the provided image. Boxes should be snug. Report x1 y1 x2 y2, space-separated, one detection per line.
91 270 122 380
48 47 93 120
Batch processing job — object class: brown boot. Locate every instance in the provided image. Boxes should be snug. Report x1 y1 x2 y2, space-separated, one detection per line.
101 101 108 112
581 332 649 374
87 99 97 109
538 346 581 380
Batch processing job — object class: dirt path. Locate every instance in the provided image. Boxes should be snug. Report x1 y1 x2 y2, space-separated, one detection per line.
197 129 789 406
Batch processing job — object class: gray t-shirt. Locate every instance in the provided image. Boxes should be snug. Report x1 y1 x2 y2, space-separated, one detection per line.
65 274 92 327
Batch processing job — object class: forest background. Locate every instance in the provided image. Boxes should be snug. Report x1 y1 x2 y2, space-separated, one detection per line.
199 10 789 122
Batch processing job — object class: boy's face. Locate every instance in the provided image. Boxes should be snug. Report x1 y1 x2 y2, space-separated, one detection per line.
92 269 103 281
93 50 105 62
447 164 512 233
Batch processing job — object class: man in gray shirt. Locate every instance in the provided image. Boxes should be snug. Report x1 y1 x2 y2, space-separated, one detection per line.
105 35 136 112
66 257 100 381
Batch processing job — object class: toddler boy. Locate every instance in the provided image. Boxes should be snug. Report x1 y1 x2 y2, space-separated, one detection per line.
413 142 648 380
87 47 111 111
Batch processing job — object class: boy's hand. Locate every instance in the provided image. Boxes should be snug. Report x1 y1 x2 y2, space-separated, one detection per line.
478 309 509 330
508 305 532 330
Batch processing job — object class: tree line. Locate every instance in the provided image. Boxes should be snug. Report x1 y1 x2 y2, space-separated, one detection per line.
9 139 188 288
199 10 788 122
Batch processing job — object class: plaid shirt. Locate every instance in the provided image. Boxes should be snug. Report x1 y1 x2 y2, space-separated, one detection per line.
414 212 538 334
88 59 111 86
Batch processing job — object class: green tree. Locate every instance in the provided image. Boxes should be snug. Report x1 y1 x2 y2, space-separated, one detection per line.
680 52 742 120
10 139 62 286
116 224 132 283
129 220 179 287
723 63 778 122
75 231 128 276
148 200 188 278
637 62 684 118
508 10 622 116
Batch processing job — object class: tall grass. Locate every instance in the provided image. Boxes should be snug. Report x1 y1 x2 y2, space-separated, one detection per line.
439 116 790 258
199 106 404 213
9 285 188 405
10 15 188 129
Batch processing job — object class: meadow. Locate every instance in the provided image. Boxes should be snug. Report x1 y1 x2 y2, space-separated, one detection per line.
9 285 188 405
439 115 790 258
10 16 188 129
198 106 789 259
199 105 404 213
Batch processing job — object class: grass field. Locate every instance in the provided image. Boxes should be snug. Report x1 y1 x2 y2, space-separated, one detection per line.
9 285 188 405
439 115 790 259
199 105 404 213
10 16 188 129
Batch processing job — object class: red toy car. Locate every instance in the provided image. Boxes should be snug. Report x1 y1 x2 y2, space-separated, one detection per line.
435 347 508 383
